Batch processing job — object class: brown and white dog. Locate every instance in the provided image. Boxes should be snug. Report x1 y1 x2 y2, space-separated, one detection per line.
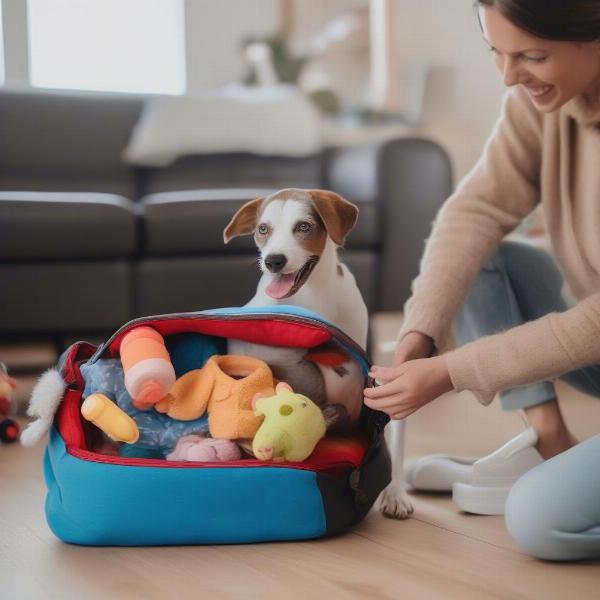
223 188 368 347
223 188 412 519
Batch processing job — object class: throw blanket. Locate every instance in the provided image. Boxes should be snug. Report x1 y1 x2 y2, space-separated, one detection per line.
123 84 322 166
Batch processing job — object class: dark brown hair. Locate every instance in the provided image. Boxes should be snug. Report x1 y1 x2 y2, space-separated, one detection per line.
475 0 600 42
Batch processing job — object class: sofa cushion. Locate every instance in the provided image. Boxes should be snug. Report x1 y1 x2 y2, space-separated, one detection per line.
338 250 377 311
137 153 324 196
135 255 261 314
0 174 137 199
141 189 276 255
140 188 377 256
0 90 141 197
0 192 137 259
0 261 133 332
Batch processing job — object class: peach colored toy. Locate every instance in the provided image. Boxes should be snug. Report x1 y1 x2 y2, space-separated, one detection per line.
81 393 139 443
120 326 176 410
155 355 276 440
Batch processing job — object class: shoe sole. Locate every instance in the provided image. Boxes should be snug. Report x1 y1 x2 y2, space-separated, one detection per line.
452 482 510 515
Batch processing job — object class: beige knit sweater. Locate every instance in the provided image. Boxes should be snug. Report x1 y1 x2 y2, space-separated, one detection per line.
398 82 600 405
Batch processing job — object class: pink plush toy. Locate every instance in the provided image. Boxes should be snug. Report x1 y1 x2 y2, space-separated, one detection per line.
167 435 242 462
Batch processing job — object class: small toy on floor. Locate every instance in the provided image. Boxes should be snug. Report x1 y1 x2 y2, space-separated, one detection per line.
252 382 326 462
0 361 19 444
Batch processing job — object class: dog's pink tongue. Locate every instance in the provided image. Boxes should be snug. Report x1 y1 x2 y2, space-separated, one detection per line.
266 273 296 299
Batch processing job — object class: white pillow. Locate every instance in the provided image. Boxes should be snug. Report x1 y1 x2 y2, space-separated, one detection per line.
123 84 322 166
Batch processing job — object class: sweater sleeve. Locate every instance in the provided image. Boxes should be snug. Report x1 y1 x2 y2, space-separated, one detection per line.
397 86 543 352
445 293 600 404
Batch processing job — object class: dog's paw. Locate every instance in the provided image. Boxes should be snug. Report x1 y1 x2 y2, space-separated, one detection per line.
377 484 414 520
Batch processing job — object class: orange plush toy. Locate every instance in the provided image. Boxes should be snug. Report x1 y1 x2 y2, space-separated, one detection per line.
155 355 277 440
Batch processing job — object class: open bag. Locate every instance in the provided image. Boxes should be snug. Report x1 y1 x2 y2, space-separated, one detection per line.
44 306 391 546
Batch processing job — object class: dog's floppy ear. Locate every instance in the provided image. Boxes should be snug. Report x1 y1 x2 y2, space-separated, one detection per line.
308 190 358 246
223 198 264 244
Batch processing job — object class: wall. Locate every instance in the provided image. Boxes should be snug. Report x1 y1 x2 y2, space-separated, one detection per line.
280 0 506 182
184 0 280 90
1 0 29 86
392 0 506 181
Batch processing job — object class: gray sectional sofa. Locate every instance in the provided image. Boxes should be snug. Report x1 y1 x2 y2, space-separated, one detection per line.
0 89 452 346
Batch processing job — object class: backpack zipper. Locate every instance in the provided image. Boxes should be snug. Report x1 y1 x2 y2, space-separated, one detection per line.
89 309 370 365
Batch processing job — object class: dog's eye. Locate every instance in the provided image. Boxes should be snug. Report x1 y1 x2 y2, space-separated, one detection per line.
257 224 269 235
296 221 312 233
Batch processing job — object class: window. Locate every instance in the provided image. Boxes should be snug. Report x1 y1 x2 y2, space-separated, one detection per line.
27 0 186 94
0 3 5 85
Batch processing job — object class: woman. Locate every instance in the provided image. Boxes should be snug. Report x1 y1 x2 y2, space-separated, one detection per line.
364 0 600 561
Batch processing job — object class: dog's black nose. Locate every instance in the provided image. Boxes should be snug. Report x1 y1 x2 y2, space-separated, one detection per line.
265 254 287 273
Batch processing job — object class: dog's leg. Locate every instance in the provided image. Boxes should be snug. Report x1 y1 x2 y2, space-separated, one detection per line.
378 418 414 519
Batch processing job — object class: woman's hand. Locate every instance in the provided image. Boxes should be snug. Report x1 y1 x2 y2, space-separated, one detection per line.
364 355 453 420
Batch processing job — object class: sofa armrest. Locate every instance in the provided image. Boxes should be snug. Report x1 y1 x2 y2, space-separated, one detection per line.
323 138 452 311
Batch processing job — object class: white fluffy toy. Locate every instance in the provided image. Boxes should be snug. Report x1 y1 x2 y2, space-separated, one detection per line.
20 368 66 447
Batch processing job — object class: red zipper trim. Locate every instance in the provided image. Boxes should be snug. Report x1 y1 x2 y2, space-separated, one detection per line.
91 311 368 364
67 446 357 474
61 342 96 384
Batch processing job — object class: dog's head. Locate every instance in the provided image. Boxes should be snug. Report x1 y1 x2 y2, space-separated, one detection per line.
223 188 358 300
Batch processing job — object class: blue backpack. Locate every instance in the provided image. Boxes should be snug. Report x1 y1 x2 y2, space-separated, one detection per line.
44 306 390 546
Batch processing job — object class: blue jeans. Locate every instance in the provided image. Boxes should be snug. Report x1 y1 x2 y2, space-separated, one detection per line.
456 241 600 409
457 241 600 561
505 433 600 561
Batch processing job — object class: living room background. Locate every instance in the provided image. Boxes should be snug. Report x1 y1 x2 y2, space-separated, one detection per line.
0 0 505 180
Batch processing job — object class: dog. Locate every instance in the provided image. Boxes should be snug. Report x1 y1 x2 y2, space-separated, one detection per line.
223 188 412 519
223 188 367 347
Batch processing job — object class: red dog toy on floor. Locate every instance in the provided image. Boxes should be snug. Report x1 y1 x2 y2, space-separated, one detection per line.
0 361 19 443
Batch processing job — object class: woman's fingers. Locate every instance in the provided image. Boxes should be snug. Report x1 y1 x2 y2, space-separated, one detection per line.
364 393 408 411
363 377 404 399
378 366 399 380
364 396 415 419
368 365 399 383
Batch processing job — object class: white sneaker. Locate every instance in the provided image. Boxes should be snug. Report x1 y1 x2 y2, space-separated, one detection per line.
406 454 475 492
452 427 544 515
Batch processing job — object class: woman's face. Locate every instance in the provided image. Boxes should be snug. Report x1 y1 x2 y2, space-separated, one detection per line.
480 6 600 112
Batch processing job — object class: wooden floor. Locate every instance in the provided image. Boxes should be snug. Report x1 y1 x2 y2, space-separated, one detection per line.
2 322 600 599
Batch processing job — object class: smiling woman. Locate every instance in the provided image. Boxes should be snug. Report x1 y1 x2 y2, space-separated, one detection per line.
476 0 600 112
364 0 600 561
